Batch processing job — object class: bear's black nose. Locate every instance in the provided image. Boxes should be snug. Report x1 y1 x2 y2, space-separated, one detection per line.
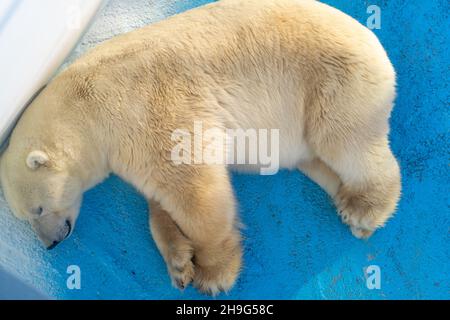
47 240 59 250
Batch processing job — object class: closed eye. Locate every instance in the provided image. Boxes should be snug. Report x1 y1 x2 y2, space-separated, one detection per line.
31 206 43 216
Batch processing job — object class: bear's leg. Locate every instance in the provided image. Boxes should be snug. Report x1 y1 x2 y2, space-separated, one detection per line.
149 200 195 290
298 158 342 198
154 165 242 295
318 136 401 238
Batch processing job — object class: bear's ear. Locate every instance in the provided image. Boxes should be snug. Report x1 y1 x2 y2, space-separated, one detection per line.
26 150 49 170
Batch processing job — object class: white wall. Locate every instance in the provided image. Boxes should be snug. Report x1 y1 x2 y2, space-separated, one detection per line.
0 0 106 149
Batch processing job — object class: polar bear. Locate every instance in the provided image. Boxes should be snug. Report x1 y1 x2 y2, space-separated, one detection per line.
0 0 400 295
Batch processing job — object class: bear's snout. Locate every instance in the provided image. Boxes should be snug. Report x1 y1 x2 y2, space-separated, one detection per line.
44 220 71 250
33 218 73 250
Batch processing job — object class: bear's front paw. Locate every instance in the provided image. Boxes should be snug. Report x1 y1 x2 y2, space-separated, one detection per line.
335 185 395 239
166 241 195 290
193 235 242 296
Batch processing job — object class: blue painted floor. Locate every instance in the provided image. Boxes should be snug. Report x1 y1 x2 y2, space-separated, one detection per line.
0 0 448 299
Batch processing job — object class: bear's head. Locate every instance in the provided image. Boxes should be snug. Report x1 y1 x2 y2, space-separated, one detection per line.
0 86 89 249
0 72 111 250
0 145 83 249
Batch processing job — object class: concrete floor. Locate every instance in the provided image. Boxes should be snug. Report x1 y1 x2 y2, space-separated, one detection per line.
0 0 448 299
